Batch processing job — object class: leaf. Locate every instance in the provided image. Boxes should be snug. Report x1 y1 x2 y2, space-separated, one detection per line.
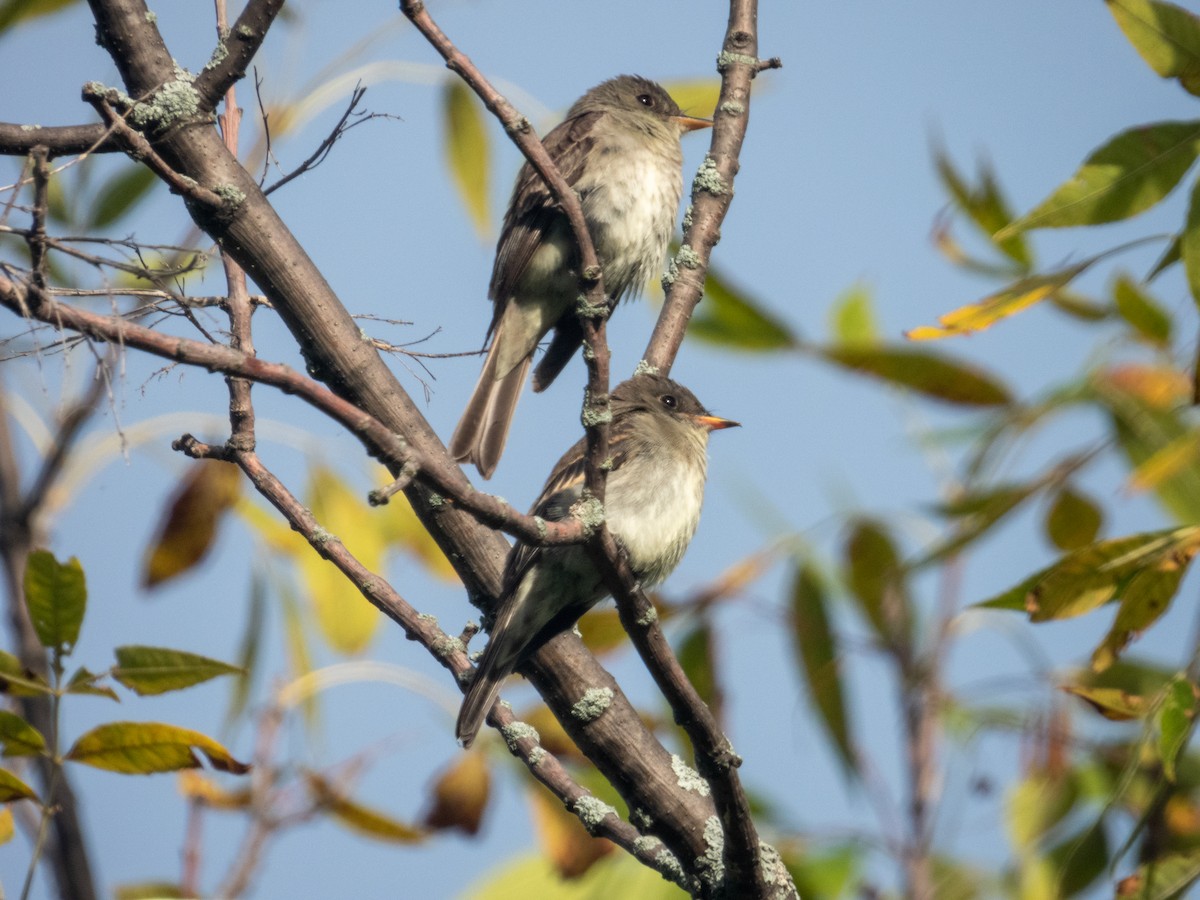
308 773 425 843
529 785 615 879
843 519 910 641
1114 273 1173 345
112 646 243 696
375 479 459 582
1126 427 1200 493
442 78 491 238
820 345 1011 406
920 483 1040 566
1184 175 1200 308
66 722 250 775
1157 676 1196 780
1097 363 1191 409
303 466 384 654
467 853 687 900
933 148 1031 267
0 649 51 696
1116 850 1200 898
177 770 251 811
0 710 45 756
422 748 491 835
113 883 186 900
828 283 879 346
1061 684 1149 720
1108 0 1200 95
86 163 158 229
661 79 721 119
0 768 38 803
676 622 719 714
24 549 86 653
1044 486 1103 552
790 564 856 775
1047 822 1109 897
0 808 13 845
142 460 242 589
999 121 1200 235
0 0 78 32
226 573 266 726
64 666 119 701
906 257 1098 339
1006 772 1078 850
688 266 796 351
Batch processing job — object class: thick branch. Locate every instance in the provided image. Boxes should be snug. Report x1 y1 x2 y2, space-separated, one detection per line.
0 123 117 158
192 0 287 111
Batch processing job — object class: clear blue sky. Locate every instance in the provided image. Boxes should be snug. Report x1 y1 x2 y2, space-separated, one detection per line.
2 1 1196 897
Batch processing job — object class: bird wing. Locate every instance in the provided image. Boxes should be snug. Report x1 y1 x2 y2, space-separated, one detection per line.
487 110 604 311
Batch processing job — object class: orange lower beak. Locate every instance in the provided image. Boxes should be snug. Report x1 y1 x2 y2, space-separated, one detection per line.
693 414 740 432
672 115 713 133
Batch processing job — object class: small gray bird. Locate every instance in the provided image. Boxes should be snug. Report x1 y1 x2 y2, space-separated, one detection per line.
449 76 711 479
456 374 738 747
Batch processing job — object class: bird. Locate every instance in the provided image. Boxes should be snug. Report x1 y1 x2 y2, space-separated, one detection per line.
455 374 738 747
449 75 711 479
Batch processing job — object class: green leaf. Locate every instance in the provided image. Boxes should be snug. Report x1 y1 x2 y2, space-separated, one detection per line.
23 550 86 653
1047 822 1109 897
933 149 1031 267
843 519 910 641
0 649 51 696
829 283 879 345
688 265 796 351
1114 273 1172 344
64 667 119 701
1108 0 1200 95
0 710 45 756
675 622 719 713
0 768 38 803
0 0 78 32
1045 486 1104 551
113 883 186 900
820 345 1011 406
1157 676 1196 781
1118 850 1200 899
226 573 266 727
1001 120 1200 234
113 645 243 696
1061 684 1149 720
1092 563 1192 670
1006 772 1078 850
442 78 491 238
919 483 1040 567
789 564 856 775
65 722 250 775
85 163 157 229
1183 176 1200 309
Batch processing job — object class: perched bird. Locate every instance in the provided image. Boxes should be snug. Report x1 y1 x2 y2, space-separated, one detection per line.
456 374 738 747
449 76 711 478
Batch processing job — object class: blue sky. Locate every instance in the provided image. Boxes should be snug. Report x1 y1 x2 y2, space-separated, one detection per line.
3 1 1198 897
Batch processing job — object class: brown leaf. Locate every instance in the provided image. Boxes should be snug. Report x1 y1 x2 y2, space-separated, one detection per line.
422 749 491 835
142 461 241 589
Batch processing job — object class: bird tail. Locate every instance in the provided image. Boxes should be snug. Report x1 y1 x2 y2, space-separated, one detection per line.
449 336 531 479
455 596 530 747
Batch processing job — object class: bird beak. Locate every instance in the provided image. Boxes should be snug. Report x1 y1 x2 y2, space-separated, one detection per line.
692 414 740 432
672 115 713 133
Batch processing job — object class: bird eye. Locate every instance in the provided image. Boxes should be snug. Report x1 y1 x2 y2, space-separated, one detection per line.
661 394 677 409
637 93 655 107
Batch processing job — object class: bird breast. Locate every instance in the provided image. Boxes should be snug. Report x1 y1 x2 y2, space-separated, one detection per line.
582 135 684 301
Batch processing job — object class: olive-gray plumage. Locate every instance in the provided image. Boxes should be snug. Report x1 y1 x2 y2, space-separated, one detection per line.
455 374 738 747
449 76 710 478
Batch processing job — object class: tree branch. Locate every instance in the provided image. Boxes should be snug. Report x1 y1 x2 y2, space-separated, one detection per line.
0 123 118 158
192 0 287 111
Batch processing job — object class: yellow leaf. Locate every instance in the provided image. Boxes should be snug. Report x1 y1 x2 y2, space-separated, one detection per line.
308 773 426 844
375 470 459 583
443 78 491 238
142 461 241 588
422 749 491 835
303 467 383 654
0 808 13 845
661 79 721 118
529 787 614 879
1127 428 1200 492
1061 684 1148 720
177 771 252 810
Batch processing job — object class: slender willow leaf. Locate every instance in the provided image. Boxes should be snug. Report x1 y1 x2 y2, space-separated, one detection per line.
821 345 1010 406
0 0 77 32
1108 0 1200 95
113 645 243 696
442 79 491 238
1061 684 1149 720
142 460 241 589
999 120 1200 234
66 721 250 774
86 164 157 229
843 519 910 642
688 266 796 351
1006 772 1079 850
1047 822 1109 897
113 883 186 900
1184 175 1200 308
1114 273 1172 344
1157 676 1196 780
308 773 425 843
177 771 252 811
789 564 856 776
0 768 37 803
933 148 1031 266
829 283 879 346
906 257 1098 340
0 710 45 756
1116 850 1200 899
24 550 86 653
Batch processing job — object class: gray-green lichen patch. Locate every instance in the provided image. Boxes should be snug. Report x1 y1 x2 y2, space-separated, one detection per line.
532 516 548 540
682 203 694 230
661 257 679 291
572 796 617 834
636 605 658 626
630 807 654 830
432 634 465 658
570 496 605 534
581 398 612 428
145 10 157 23
575 294 610 319
204 39 229 71
632 835 662 855
633 360 660 378
758 841 796 896
500 721 540 752
129 66 201 135
526 745 547 767
426 491 446 509
235 24 256 39
311 527 334 544
214 183 245 207
675 244 700 269
717 50 760 71
695 815 726 889
571 687 614 722
671 754 711 796
693 156 728 197
720 100 746 116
